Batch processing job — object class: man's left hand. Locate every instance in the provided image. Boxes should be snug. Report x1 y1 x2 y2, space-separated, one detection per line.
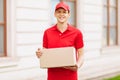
63 65 79 71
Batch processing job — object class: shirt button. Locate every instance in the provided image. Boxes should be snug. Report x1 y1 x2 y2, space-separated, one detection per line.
59 34 62 36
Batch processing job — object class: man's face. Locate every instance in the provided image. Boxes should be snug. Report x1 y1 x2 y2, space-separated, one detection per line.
54 8 70 23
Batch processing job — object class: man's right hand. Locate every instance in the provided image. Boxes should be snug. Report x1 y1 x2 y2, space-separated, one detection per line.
36 48 42 58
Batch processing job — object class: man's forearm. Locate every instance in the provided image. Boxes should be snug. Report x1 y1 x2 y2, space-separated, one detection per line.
77 48 84 68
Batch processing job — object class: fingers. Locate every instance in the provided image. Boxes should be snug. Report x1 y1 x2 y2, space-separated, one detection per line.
38 48 40 51
70 66 78 71
36 48 42 58
63 66 69 69
63 66 78 71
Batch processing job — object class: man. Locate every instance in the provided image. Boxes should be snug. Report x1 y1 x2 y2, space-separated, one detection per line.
36 2 84 80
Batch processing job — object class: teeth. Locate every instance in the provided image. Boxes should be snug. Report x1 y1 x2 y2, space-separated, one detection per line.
60 17 64 19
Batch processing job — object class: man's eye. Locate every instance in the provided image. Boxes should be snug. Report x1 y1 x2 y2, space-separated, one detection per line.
57 11 61 13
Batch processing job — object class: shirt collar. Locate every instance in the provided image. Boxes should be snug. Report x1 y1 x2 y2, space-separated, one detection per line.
52 24 72 31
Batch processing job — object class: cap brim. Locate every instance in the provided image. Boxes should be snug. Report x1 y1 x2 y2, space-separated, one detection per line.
55 7 68 11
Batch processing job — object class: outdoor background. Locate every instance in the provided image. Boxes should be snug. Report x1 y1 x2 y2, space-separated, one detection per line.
0 0 120 80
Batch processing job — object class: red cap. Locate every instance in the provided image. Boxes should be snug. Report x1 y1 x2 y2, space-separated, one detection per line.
55 2 70 11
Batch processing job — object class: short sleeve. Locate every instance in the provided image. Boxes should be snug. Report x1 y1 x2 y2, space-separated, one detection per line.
75 30 84 49
43 31 48 48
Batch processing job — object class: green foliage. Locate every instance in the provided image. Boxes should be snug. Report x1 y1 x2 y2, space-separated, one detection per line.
104 75 120 80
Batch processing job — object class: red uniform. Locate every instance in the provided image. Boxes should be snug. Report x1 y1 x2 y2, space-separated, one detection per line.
43 24 84 80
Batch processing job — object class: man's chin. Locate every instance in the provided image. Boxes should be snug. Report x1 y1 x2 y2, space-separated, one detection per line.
58 21 66 23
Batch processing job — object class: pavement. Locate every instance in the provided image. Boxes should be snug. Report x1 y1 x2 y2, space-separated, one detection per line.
26 71 120 80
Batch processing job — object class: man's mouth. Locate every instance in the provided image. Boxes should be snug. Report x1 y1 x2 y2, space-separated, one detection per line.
59 17 65 20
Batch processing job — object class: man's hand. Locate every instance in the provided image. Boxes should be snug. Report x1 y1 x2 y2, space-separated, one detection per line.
63 65 79 71
36 48 42 58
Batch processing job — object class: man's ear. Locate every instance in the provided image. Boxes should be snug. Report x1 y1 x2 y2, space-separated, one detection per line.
54 12 56 17
68 12 70 18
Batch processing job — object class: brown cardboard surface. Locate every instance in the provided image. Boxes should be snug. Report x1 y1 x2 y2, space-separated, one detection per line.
40 47 76 68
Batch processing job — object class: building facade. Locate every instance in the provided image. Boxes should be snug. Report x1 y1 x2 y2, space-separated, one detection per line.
0 0 120 80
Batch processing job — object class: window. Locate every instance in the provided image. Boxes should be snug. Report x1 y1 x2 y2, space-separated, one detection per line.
51 0 76 26
103 0 118 46
0 0 6 57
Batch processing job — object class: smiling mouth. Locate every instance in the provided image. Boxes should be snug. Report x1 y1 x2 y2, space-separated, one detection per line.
59 17 65 20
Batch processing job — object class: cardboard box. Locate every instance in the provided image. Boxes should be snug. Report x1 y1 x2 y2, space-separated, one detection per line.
40 47 76 68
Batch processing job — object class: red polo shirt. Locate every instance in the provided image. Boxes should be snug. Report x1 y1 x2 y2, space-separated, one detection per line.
43 24 84 80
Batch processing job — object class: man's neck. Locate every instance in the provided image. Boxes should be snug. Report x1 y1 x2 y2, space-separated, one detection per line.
57 22 68 33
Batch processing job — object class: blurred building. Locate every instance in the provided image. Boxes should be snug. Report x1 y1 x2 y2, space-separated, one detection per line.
0 0 120 80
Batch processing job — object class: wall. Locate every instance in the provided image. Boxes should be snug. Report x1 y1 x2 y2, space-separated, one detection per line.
0 0 120 80
79 0 103 59
1 0 50 80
